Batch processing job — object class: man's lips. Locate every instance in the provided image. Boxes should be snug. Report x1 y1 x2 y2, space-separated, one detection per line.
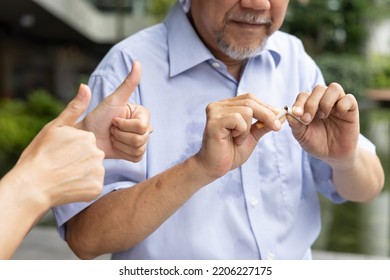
228 17 272 27
229 20 271 30
232 20 261 26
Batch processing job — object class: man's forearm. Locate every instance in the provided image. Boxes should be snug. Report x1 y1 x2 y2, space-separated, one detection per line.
331 147 384 203
66 156 215 259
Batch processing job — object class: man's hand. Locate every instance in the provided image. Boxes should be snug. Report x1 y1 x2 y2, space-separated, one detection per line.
287 83 359 167
77 61 152 162
194 94 283 180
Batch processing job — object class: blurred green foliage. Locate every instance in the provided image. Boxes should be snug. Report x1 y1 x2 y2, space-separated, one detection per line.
283 0 390 100
0 90 65 176
368 55 390 88
283 0 390 55
147 0 175 20
315 54 368 100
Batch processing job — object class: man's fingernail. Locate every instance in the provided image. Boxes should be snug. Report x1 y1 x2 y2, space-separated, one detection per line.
293 106 303 115
317 111 326 119
301 113 312 123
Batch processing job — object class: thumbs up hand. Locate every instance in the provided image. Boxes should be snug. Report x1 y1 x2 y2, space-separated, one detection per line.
13 84 105 207
7 61 150 211
77 61 152 162
0 87 108 260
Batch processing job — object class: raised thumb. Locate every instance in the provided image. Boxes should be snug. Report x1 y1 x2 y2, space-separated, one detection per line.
106 61 142 105
53 84 92 126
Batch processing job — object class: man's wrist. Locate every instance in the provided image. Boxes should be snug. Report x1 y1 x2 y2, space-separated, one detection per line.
183 156 218 190
326 149 360 174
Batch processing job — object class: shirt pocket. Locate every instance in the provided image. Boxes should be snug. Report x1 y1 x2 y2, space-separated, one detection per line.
256 126 303 215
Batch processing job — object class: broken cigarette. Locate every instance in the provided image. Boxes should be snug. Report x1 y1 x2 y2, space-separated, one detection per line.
284 106 309 125
254 107 287 129
254 105 309 129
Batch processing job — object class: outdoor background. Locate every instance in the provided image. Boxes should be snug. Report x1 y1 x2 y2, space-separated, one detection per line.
0 0 389 259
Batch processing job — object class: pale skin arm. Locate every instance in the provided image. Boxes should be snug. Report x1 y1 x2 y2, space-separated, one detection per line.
0 171 49 260
288 83 385 202
0 89 105 260
66 94 284 259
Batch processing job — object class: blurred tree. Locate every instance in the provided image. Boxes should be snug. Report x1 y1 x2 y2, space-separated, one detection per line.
283 0 390 99
282 0 390 55
315 54 368 99
369 55 390 88
0 90 65 176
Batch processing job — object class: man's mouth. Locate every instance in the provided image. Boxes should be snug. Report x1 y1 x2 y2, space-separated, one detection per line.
226 13 272 28
231 20 267 27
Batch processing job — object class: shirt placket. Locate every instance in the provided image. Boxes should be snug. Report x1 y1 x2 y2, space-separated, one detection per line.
237 55 280 260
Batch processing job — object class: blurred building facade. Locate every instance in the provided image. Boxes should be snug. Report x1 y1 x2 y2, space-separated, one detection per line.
0 0 156 101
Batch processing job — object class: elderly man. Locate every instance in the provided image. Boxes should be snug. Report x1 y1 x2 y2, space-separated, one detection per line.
53 0 384 260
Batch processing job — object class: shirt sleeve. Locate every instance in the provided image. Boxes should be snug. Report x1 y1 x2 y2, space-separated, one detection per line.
52 179 134 240
53 158 146 240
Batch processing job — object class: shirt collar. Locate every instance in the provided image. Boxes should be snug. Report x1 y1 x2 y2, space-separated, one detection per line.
264 36 282 68
165 2 213 77
165 2 282 77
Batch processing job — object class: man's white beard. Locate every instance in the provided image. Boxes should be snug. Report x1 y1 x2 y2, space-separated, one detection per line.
216 34 268 60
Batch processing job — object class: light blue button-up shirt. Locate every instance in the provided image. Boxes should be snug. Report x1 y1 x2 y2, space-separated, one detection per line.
53 2 376 259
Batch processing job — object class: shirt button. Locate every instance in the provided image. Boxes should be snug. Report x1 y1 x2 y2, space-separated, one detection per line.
212 61 221 68
250 198 258 207
266 251 275 260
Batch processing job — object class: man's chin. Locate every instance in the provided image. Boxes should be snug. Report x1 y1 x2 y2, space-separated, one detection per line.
219 42 267 60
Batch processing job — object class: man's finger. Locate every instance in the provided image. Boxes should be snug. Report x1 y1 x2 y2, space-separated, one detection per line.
106 61 142 105
53 84 91 126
